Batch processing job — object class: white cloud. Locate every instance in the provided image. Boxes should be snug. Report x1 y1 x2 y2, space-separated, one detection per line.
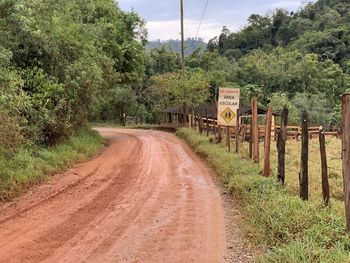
147 19 232 42
267 0 307 10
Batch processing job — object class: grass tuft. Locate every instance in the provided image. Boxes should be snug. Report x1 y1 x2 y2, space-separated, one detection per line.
0 128 104 201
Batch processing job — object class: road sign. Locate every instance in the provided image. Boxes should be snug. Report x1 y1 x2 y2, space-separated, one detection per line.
217 88 240 126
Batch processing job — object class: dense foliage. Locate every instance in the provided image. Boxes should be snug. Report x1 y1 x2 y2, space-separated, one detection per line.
206 0 350 126
3 0 350 149
0 0 146 148
146 0 350 127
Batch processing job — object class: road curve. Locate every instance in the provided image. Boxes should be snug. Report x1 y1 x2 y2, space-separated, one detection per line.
0 128 225 263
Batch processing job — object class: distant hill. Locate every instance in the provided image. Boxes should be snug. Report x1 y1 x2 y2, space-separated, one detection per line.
146 38 207 56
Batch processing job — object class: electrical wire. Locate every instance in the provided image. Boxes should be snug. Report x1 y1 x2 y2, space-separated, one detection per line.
195 0 209 39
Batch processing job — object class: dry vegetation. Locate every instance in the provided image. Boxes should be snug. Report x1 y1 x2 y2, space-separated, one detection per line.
178 128 350 262
239 138 344 213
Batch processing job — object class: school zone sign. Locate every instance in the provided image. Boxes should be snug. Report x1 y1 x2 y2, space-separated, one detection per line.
217 88 240 126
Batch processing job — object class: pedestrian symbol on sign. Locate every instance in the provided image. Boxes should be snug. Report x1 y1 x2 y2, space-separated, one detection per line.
220 107 236 124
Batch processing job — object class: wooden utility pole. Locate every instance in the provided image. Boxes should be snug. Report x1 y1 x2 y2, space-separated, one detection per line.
342 94 350 231
252 97 259 163
277 106 288 185
180 0 186 124
180 0 185 73
319 128 330 206
263 107 273 177
300 110 309 201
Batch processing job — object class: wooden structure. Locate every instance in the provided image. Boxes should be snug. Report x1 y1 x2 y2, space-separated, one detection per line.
342 94 350 231
164 103 278 137
263 107 273 177
300 111 309 200
164 103 340 140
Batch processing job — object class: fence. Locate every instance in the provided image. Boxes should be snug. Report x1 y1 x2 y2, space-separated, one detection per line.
190 116 340 142
188 94 350 231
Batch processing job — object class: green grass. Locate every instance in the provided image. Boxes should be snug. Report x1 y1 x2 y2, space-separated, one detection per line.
176 128 350 262
0 128 104 201
238 138 343 203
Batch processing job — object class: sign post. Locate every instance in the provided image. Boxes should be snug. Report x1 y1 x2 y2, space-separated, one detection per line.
217 88 240 127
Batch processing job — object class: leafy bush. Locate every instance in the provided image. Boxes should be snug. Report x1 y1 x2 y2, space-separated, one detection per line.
22 68 73 145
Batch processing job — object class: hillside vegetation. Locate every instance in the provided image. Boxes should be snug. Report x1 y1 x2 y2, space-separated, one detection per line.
145 0 350 128
146 38 207 56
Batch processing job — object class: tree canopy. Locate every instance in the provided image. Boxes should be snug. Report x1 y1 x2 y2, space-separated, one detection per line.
0 0 146 146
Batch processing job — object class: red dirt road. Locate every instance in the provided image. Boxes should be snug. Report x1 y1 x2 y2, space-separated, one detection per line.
0 128 226 263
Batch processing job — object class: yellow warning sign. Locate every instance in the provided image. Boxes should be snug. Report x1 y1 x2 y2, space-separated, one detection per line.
220 107 236 124
217 88 240 126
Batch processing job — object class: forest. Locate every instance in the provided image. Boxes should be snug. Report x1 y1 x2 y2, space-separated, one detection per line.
146 38 207 56
1 0 350 152
146 0 350 128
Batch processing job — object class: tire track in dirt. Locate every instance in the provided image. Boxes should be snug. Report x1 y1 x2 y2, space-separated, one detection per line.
0 128 227 263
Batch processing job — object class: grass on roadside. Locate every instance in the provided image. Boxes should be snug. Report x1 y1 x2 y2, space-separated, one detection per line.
239 139 343 203
176 128 350 262
0 128 104 201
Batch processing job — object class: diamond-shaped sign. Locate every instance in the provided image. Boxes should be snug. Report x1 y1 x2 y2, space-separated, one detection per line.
220 107 236 124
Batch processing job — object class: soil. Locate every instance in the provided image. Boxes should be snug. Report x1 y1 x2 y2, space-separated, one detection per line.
0 128 252 263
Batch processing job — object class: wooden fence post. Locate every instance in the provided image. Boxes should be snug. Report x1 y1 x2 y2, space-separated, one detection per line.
252 97 259 163
202 117 205 135
199 115 203 134
342 94 350 231
194 114 197 130
217 125 222 143
235 114 240 153
249 120 253 158
263 106 273 177
277 106 288 185
191 108 195 128
205 109 209 137
213 120 217 137
319 128 330 206
300 110 309 201
226 126 231 152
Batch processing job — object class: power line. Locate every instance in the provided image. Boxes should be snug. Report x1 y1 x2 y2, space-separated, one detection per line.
195 0 209 39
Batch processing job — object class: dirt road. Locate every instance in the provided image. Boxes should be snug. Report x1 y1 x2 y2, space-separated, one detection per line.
0 128 227 263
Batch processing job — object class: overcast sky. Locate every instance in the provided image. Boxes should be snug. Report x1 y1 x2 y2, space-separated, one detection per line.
118 0 316 41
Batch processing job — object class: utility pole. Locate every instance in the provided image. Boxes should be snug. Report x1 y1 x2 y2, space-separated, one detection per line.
180 0 186 124
180 0 185 73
